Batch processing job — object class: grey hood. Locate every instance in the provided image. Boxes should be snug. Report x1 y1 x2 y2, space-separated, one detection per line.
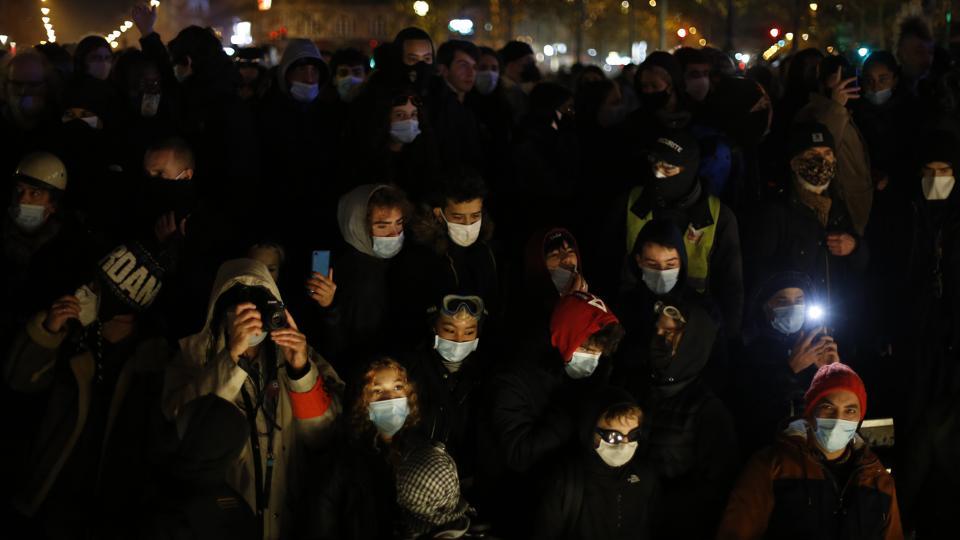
276 38 328 96
337 184 391 257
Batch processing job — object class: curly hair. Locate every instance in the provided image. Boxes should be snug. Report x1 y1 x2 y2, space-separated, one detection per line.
349 357 421 444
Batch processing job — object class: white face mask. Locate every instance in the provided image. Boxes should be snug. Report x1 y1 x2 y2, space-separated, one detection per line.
390 119 421 144
641 267 680 295
173 63 191 83
75 284 100 327
922 175 955 200
247 329 268 348
372 232 404 258
434 335 479 363
141 93 161 118
864 87 893 106
290 81 320 103
9 203 47 232
444 215 482 247
368 396 410 437
336 75 364 102
550 266 576 294
813 417 859 453
685 76 710 102
565 350 600 379
653 169 669 179
475 70 499 95
81 115 100 130
88 60 112 81
596 439 638 467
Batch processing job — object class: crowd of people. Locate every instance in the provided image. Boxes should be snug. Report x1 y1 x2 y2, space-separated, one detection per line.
1 3 958 539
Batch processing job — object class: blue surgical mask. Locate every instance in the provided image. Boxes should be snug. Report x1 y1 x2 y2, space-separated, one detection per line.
864 87 893 106
372 233 404 258
771 304 805 335
565 351 600 379
641 267 679 295
336 75 364 102
814 417 858 453
290 81 319 103
390 119 421 144
475 70 499 95
368 396 409 437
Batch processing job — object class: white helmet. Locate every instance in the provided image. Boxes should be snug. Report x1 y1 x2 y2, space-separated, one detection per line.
15 152 68 191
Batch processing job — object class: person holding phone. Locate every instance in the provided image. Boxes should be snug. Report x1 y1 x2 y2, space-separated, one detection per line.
302 184 411 371
735 271 839 457
794 54 873 236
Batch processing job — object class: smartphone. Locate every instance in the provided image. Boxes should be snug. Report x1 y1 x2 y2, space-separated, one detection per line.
311 250 330 277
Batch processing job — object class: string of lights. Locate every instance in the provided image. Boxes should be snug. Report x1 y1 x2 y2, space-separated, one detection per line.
39 0 56 44
104 0 160 48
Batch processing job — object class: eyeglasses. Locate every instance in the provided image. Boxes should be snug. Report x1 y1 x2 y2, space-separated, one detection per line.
596 427 643 445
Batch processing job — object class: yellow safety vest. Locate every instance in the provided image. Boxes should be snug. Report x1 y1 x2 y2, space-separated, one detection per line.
626 186 721 293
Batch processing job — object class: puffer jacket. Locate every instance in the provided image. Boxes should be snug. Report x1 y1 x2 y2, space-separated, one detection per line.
162 259 344 540
716 419 903 540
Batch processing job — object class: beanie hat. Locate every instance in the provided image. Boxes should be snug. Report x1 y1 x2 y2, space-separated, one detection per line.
550 292 620 362
789 123 835 158
803 363 867 419
499 40 534 66
919 129 958 168
96 242 166 313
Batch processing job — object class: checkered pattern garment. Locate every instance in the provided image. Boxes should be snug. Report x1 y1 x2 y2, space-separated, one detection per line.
395 443 467 536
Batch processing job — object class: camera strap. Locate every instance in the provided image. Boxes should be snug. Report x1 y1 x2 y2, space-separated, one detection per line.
239 354 281 536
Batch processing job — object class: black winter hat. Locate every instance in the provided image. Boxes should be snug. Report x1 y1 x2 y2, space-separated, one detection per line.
499 40 534 65
788 123 835 158
96 242 166 313
638 51 682 90
647 128 700 171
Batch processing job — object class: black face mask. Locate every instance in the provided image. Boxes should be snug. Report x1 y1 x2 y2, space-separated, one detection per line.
649 333 677 377
641 89 671 111
521 62 541 84
144 176 197 221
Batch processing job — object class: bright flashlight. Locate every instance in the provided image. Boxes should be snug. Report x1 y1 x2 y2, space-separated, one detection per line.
807 304 825 321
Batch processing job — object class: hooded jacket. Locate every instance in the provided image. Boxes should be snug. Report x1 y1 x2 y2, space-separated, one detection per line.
716 419 903 540
275 39 329 99
162 259 343 540
310 184 397 371
534 388 658 540
638 304 739 539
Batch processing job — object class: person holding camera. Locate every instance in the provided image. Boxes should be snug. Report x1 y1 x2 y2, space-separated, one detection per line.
162 258 344 540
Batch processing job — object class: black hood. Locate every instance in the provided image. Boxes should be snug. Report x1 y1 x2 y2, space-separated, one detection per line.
649 302 717 393
744 270 816 344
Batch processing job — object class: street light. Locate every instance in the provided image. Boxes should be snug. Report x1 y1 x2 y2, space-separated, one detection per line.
677 28 687 38
769 27 780 38
809 2 818 10
41 7 50 15
413 1 429 17
0 35 7 46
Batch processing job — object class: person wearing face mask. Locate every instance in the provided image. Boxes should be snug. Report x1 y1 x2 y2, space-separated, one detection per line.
515 228 590 345
634 300 737 540
888 131 960 453
4 242 173 538
327 47 369 105
854 51 918 199
498 40 539 124
626 52 691 148
162 259 343 540
72 36 114 83
752 124 868 347
534 390 657 540
895 17 935 98
480 291 623 537
734 271 840 457
403 295 488 484
717 363 903 540
299 184 411 370
388 171 499 351
794 55 873 236
610 128 743 338
0 52 60 175
675 47 712 107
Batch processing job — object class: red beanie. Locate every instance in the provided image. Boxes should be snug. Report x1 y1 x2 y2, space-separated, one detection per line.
550 292 619 362
803 363 867 419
